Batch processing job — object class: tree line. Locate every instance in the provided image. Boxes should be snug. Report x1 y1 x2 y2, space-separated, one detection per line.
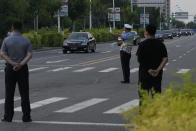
1 0 191 40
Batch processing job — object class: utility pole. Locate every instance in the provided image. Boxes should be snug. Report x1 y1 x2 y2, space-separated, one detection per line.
131 0 133 12
144 6 146 29
89 0 92 30
58 10 61 33
113 0 115 29
160 7 162 30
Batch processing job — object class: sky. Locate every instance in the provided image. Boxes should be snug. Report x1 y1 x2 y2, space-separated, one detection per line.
171 0 196 23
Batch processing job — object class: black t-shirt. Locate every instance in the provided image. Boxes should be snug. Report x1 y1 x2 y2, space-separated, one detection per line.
136 39 168 81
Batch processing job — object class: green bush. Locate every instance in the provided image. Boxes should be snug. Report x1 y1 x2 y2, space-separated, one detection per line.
24 30 64 49
138 28 145 38
41 32 64 47
86 28 123 42
123 71 196 131
23 33 41 49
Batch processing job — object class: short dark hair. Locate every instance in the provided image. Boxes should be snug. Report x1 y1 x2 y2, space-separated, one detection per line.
145 24 156 36
12 21 22 31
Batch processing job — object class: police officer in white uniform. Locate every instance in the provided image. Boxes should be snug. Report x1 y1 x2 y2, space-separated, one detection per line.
111 24 134 84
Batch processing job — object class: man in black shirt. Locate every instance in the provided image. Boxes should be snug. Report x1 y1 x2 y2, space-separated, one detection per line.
136 25 168 105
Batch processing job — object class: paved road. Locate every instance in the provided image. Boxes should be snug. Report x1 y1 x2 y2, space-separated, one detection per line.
0 36 196 131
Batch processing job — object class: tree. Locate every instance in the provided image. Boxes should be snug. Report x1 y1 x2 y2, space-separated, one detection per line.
68 0 88 31
172 19 185 29
187 22 196 29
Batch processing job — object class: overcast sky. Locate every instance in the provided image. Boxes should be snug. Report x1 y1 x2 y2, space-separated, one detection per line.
171 0 196 23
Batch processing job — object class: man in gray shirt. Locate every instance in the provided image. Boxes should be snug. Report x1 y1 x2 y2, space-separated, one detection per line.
0 22 32 122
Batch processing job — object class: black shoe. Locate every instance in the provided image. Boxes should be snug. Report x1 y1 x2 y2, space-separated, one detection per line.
22 115 32 122
120 81 130 84
1 118 12 122
22 118 32 122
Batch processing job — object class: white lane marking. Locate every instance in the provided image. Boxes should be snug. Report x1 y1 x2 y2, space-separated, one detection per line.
176 45 181 48
166 63 169 66
0 70 4 72
163 68 167 71
99 68 118 73
29 67 49 72
46 59 69 64
101 51 111 54
177 69 191 74
172 59 177 62
55 98 108 113
104 99 139 114
47 67 72 72
32 55 63 61
183 54 186 56
15 97 67 111
0 97 21 105
13 120 125 127
179 56 182 59
73 67 95 72
187 51 191 53
130 68 139 73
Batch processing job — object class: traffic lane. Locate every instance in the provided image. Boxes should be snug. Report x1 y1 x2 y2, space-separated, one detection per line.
166 36 196 62
29 45 119 66
30 42 116 61
0 122 125 131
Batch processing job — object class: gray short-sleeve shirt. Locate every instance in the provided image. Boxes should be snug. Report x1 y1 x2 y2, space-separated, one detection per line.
1 33 32 63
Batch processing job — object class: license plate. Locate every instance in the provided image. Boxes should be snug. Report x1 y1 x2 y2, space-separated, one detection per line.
71 47 77 50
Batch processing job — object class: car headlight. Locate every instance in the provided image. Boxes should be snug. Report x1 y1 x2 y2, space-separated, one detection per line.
63 41 68 46
81 40 88 45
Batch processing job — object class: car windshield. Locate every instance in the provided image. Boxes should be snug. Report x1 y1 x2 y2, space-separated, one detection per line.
68 33 88 40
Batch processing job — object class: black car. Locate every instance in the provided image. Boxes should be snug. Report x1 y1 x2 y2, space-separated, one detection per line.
155 30 164 42
62 32 96 53
163 30 173 39
181 29 189 36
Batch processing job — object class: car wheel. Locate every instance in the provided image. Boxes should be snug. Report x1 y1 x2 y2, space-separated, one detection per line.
63 50 67 54
91 44 96 53
85 45 91 53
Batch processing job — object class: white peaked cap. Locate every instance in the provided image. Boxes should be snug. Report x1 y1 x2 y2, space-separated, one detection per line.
124 24 132 29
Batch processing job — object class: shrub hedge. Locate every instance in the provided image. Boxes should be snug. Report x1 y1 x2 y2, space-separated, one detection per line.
122 72 196 131
22 27 143 49
87 28 124 42
23 28 64 49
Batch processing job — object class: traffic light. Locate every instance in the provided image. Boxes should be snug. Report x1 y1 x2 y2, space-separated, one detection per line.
170 18 172 23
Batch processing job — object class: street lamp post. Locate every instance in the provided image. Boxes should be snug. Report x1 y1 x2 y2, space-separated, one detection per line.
89 0 92 30
160 7 162 30
113 0 115 29
144 6 146 29
131 0 133 12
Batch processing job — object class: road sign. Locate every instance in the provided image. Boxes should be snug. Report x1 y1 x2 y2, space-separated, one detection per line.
135 0 165 7
108 8 121 22
174 12 188 20
59 0 68 17
140 13 149 25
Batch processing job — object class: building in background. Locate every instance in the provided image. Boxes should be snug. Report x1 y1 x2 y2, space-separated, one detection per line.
133 0 171 18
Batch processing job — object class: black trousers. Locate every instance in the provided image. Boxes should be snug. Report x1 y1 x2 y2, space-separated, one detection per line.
4 64 31 121
138 70 162 106
120 51 131 82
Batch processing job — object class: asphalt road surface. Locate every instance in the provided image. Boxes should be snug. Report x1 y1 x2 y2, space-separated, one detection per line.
0 35 196 131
